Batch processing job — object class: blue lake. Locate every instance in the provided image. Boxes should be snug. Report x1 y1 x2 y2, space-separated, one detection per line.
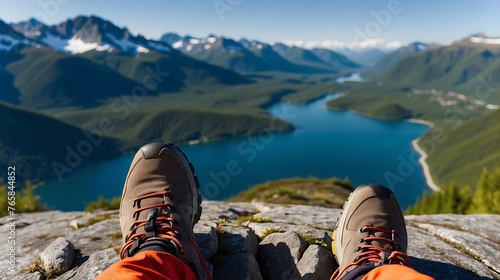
35 94 430 211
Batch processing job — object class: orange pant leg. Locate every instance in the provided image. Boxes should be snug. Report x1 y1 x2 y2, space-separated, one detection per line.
95 251 197 280
362 265 435 280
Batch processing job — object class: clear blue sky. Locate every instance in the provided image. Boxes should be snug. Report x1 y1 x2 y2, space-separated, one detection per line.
1 0 499 48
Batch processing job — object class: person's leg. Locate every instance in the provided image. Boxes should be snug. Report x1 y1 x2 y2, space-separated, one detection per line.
361 265 435 280
96 251 196 280
330 184 435 280
96 142 211 280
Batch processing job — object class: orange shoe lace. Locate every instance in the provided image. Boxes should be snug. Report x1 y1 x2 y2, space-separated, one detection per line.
330 226 410 280
119 191 214 280
120 191 181 259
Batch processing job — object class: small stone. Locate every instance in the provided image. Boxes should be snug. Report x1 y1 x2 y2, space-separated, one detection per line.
69 220 81 230
291 245 336 280
258 231 306 280
214 252 263 280
40 237 75 274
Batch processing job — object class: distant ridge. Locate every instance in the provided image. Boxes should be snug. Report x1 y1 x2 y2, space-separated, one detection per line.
160 33 360 73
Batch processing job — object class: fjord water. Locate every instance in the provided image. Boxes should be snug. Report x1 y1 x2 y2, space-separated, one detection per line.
36 94 430 211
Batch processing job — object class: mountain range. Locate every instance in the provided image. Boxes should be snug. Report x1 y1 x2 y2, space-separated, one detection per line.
160 33 361 73
2 16 252 109
380 34 500 102
2 14 500 188
363 42 440 78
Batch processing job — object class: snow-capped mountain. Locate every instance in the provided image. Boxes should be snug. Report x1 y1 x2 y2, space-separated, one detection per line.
161 33 272 72
162 33 359 73
162 33 245 54
0 19 36 66
468 33 500 45
11 16 172 56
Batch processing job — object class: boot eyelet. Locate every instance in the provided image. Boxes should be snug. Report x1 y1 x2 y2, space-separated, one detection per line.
354 247 361 252
358 238 364 243
359 227 365 233
132 201 136 208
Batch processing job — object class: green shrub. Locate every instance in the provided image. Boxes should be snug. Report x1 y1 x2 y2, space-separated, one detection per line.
85 196 121 212
0 182 45 217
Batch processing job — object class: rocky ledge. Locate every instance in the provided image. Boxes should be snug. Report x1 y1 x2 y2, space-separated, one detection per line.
1 201 499 280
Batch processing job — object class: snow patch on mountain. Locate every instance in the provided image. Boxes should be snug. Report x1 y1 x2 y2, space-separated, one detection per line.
0 34 35 52
207 37 217 44
41 33 68 52
64 37 100 54
470 36 500 45
172 41 183 49
106 34 139 53
147 41 171 53
136 46 149 53
189 38 201 45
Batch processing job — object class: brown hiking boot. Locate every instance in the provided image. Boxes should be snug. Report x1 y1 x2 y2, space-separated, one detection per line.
331 184 409 280
119 142 211 280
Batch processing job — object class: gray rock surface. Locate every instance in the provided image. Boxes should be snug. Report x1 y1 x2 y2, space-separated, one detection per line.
194 221 218 260
214 253 263 280
258 232 306 280
57 248 120 280
0 201 499 280
220 225 259 257
291 245 336 280
40 238 75 274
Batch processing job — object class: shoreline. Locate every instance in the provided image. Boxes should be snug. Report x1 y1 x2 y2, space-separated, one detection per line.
411 139 440 192
324 101 441 193
406 118 435 129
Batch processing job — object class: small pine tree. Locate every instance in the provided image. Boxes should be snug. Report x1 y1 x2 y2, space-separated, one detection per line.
419 192 431 215
442 180 460 214
490 167 500 214
429 191 443 214
457 185 472 214
492 190 500 214
405 205 414 215
469 169 491 213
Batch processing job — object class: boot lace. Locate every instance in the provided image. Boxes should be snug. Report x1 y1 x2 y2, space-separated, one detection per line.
120 191 181 259
119 191 214 280
331 226 410 280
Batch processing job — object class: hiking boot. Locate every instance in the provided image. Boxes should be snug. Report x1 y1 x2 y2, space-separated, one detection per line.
331 184 409 280
119 142 211 280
